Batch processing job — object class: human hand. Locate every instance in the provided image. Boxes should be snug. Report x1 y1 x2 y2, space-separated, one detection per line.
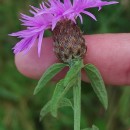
15 33 130 86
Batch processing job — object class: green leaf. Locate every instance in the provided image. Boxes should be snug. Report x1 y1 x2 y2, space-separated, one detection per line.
40 98 73 120
82 125 99 130
58 98 73 109
34 63 67 95
64 59 83 86
40 100 52 121
40 78 75 120
50 79 65 117
84 64 108 110
51 78 76 117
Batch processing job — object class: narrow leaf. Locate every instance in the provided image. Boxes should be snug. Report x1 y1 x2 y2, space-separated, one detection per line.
51 78 76 117
64 59 83 86
50 79 65 117
40 98 73 120
34 63 67 95
84 64 108 110
40 100 52 121
59 98 73 109
40 78 75 120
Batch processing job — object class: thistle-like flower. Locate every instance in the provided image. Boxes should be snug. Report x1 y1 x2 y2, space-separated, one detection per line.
10 1 119 129
10 0 118 62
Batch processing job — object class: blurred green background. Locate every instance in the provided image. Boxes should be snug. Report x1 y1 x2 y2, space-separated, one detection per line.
0 0 130 130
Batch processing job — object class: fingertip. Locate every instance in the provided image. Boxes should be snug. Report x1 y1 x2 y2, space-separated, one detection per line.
15 37 58 79
15 33 130 85
15 52 40 79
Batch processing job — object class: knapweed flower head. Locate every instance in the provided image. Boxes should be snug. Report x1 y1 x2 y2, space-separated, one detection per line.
10 0 118 56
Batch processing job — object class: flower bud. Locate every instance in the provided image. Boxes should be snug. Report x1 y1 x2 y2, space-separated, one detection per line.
53 20 87 63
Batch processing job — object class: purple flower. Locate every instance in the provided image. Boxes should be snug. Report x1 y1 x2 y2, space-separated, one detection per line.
10 0 118 56
10 6 53 56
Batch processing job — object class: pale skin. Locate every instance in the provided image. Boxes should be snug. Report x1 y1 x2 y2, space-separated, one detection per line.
15 33 130 86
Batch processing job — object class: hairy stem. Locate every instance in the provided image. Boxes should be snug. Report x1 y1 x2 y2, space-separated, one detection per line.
73 71 81 130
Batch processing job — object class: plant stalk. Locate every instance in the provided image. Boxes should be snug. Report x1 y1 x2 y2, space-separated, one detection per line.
73 71 81 130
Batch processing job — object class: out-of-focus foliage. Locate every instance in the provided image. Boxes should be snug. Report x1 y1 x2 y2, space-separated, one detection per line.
0 0 130 130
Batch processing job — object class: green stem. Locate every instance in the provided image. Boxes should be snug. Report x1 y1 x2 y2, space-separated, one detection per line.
73 71 81 130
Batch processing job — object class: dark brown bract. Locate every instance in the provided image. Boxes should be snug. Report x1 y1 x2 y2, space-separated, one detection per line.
53 20 87 63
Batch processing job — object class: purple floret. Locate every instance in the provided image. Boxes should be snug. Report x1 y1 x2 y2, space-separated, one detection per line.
10 0 118 56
